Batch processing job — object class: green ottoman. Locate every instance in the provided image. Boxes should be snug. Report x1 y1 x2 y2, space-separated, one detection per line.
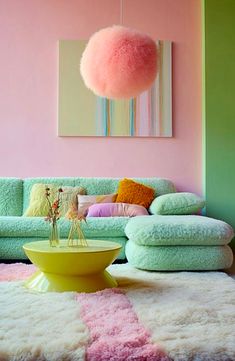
125 215 234 271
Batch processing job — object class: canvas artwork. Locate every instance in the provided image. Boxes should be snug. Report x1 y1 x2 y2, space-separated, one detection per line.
58 40 172 137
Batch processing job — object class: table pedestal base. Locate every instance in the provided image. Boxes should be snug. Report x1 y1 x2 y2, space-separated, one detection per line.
24 270 118 293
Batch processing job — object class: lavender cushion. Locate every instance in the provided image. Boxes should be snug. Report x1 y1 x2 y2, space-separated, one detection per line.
87 203 149 217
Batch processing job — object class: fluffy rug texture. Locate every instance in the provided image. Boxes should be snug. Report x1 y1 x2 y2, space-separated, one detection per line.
0 263 235 361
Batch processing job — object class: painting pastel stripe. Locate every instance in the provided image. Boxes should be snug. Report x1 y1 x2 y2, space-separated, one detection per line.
96 97 102 135
139 91 149 136
103 98 108 136
135 95 141 136
133 98 137 135
161 41 172 136
151 81 157 135
147 88 151 136
96 97 108 136
129 98 135 136
158 41 163 135
110 99 114 136
77 288 170 361
106 99 111 136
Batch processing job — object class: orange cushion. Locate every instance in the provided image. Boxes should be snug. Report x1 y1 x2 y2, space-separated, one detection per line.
116 178 155 208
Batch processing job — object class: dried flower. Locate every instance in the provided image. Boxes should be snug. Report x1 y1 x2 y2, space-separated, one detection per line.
44 186 62 224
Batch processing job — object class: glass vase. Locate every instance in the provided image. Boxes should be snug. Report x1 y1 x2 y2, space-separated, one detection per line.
49 221 60 247
67 219 88 247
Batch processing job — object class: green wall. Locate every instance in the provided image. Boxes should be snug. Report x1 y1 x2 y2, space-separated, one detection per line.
203 0 235 248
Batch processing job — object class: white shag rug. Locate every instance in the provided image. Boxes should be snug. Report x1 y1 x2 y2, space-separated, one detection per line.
0 263 235 361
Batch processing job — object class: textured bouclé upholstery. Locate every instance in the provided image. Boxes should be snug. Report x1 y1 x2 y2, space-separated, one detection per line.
125 241 233 271
0 177 233 268
125 215 234 246
0 237 127 260
0 216 129 238
1 177 175 260
0 178 23 216
149 192 205 215
23 177 175 212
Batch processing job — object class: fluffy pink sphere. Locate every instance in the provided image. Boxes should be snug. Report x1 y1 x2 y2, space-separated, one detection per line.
80 25 158 99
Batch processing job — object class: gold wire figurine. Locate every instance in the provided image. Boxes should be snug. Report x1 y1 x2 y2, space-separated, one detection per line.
66 207 88 247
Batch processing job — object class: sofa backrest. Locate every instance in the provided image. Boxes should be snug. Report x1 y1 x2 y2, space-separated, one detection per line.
0 178 23 216
22 177 176 213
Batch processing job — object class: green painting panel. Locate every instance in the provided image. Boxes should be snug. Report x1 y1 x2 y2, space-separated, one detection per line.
203 0 235 248
58 40 97 136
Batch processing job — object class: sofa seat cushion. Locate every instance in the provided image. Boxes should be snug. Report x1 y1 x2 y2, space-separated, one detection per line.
125 215 234 246
125 241 233 271
0 237 127 260
0 216 129 238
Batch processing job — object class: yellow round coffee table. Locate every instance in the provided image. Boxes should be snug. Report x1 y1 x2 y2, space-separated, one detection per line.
23 240 121 293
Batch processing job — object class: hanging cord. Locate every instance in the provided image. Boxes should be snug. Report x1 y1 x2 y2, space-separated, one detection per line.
120 0 123 25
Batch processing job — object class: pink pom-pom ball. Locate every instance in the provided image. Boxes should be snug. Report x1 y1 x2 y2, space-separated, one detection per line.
80 25 158 99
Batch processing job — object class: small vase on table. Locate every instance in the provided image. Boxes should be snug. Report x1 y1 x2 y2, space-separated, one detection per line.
44 186 63 248
49 221 60 247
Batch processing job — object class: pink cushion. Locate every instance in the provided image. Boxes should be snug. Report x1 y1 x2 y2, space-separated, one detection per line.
78 193 117 215
87 203 149 217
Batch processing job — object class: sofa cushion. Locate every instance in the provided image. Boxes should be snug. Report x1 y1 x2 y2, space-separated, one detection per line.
125 241 233 271
77 193 117 214
115 178 155 208
60 186 86 216
23 177 176 212
149 192 205 215
87 203 149 217
0 216 129 238
24 184 86 217
23 178 76 212
0 178 23 216
125 215 234 246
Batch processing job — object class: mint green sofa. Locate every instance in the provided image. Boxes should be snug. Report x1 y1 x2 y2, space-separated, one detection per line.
0 177 234 270
0 177 175 260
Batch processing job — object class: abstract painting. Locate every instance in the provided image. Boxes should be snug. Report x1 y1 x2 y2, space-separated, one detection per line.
58 40 172 137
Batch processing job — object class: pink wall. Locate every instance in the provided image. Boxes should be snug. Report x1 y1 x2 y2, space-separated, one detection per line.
0 0 202 193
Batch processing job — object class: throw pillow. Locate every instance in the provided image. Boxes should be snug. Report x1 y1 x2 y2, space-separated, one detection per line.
59 186 86 216
149 192 205 215
115 178 155 208
87 203 149 217
78 193 117 215
24 184 86 217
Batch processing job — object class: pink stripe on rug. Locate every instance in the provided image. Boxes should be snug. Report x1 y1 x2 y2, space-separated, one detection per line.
0 263 36 281
77 288 170 361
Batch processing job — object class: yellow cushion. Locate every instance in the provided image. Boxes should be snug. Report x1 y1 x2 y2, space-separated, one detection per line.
24 184 86 217
115 178 155 208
